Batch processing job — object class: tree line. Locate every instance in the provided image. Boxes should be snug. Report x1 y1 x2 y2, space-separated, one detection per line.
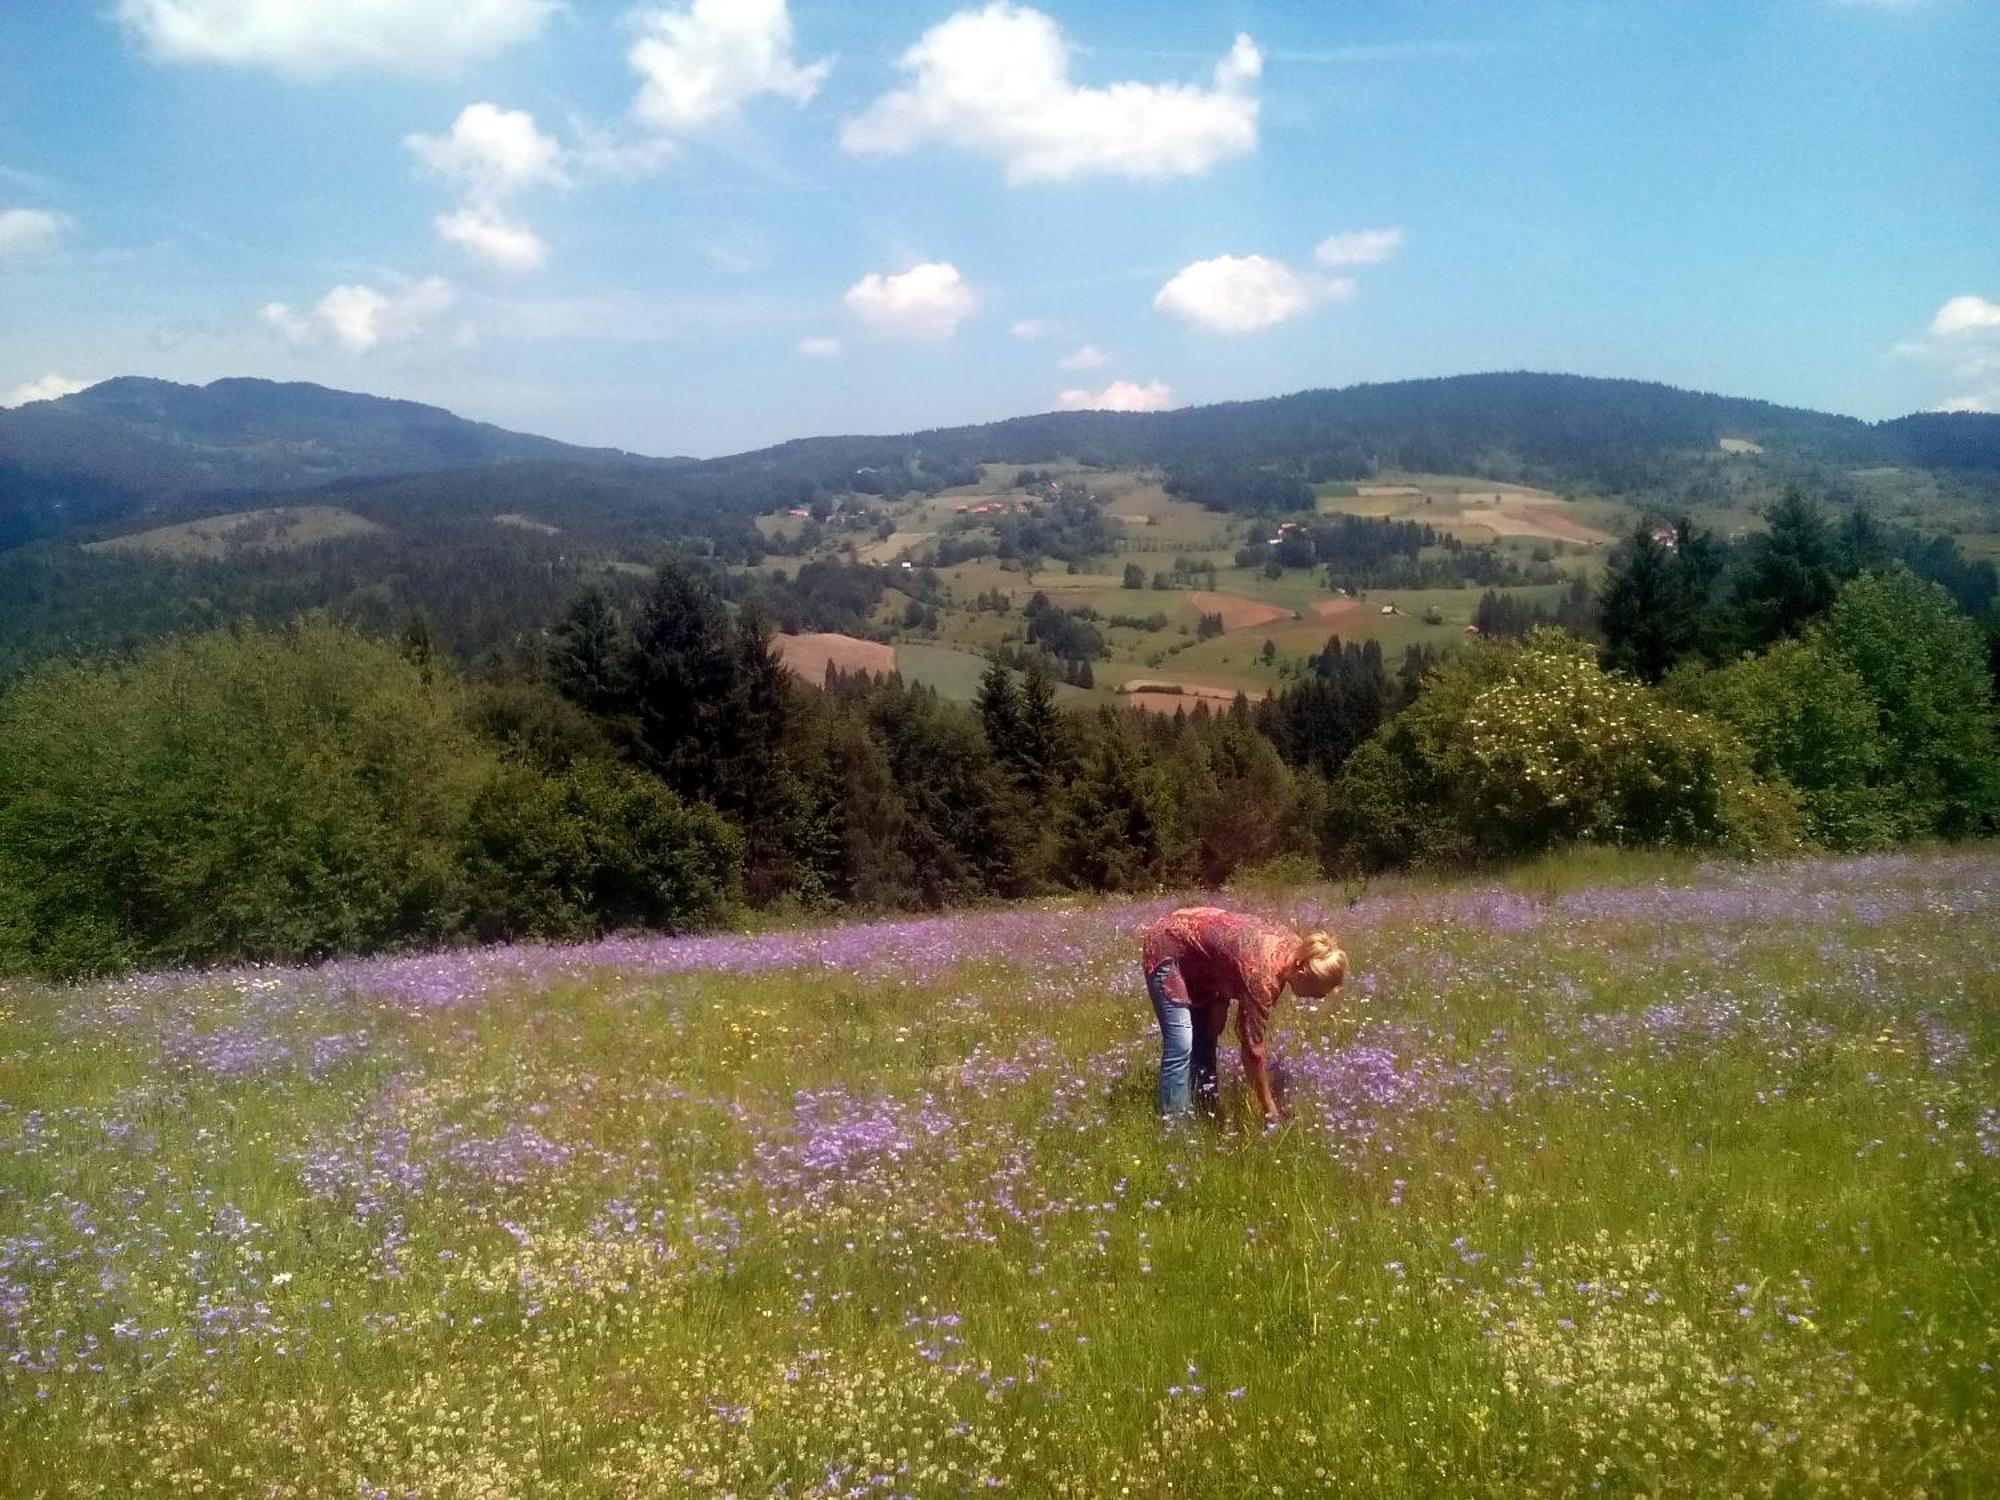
0 494 1993 979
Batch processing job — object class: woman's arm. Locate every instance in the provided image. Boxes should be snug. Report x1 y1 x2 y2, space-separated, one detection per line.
1237 996 1282 1123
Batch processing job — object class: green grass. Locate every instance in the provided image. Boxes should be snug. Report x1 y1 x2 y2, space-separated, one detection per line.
83 504 383 559
893 641 998 700
2 848 1995 1495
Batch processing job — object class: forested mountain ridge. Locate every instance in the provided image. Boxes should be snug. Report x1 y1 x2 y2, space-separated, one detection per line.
3 370 1996 683
692 372 2000 495
7 371 1998 552
0 376 669 547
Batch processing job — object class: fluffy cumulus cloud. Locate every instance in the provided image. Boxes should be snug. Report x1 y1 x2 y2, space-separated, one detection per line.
261 278 457 355
844 262 975 339
1057 343 1109 370
3 373 93 407
1898 293 2000 412
629 0 831 134
408 104 565 274
1057 379 1175 413
1315 227 1406 266
1153 254 1348 335
797 335 843 357
843 4 1261 184
1930 294 2000 338
0 207 73 262
408 103 566 201
115 0 553 76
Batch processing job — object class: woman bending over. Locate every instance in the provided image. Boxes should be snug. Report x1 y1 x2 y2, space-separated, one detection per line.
1139 906 1347 1124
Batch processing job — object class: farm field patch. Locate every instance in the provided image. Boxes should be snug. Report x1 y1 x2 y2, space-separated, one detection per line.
1319 475 1630 548
83 504 383 559
770 630 896 683
1188 590 1297 631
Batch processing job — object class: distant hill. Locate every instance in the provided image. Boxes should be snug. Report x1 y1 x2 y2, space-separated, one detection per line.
694 372 2000 497
0 376 666 547
7 372 1997 555
3 369 1995 682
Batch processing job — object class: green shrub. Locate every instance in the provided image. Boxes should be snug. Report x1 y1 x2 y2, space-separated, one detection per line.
1667 639 1896 849
1815 569 1999 838
0 622 742 979
0 621 488 976
459 761 741 942
1329 629 1797 869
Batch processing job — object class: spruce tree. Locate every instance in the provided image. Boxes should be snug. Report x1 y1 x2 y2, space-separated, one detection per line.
976 655 1026 767
1018 653 1067 796
622 558 740 800
548 587 626 719
1599 521 1695 682
1732 488 1839 650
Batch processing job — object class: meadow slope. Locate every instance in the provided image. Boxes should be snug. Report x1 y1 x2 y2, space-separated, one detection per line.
2 850 1996 1495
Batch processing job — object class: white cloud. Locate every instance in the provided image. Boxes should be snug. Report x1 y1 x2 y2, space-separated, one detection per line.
1315 227 1406 266
408 103 566 202
408 104 565 274
1153 254 1348 335
1010 318 1056 340
1057 379 1175 413
115 0 554 76
629 0 831 134
1931 294 2000 338
0 207 72 262
436 207 546 274
261 277 458 354
798 335 843 357
1057 343 1109 371
844 262 975 340
3 373 93 407
843 4 1260 184
1897 293 2000 416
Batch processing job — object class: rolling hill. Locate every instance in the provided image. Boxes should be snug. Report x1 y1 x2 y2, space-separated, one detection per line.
0 376 669 548
2 371 1995 684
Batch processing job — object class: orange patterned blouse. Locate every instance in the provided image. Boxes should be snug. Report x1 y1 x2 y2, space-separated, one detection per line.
1140 907 1300 1057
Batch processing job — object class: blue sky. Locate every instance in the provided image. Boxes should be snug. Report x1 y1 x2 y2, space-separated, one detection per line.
2 0 1996 456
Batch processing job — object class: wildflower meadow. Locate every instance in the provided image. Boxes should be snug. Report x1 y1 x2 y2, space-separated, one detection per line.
2 849 1996 1496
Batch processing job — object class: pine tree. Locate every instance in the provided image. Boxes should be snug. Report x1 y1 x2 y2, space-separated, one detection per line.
976 655 1026 767
1599 520 1703 682
623 558 740 800
1733 489 1839 649
1018 653 1067 796
1835 505 1891 578
548 587 626 718
1055 727 1162 891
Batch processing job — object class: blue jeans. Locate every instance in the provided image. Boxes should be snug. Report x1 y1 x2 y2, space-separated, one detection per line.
1147 960 1218 1115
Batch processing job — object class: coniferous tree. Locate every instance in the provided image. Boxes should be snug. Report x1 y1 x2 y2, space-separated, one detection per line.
1835 505 1892 579
623 557 741 800
1018 653 1067 796
1055 722 1164 892
977 655 1027 768
548 586 627 719
1599 521 1698 682
1732 489 1839 650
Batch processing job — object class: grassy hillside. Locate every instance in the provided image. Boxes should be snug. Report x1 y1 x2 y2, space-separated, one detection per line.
2 847 1993 1494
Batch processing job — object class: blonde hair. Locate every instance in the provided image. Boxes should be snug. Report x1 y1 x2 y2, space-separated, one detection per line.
1294 930 1347 992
